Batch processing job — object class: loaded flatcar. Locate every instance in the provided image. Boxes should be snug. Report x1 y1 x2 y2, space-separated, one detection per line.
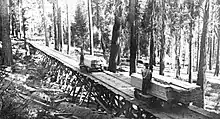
131 73 202 107
79 55 106 73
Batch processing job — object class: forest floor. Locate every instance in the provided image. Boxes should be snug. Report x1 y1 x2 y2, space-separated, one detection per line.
0 41 123 119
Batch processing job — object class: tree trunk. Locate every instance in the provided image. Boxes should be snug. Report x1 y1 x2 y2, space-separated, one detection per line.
42 0 49 46
21 5 26 50
22 9 25 39
214 9 220 76
150 32 154 72
94 1 105 60
159 0 165 76
137 30 140 64
196 0 209 108
9 0 13 36
1 0 13 66
213 35 215 58
129 0 137 75
66 0 71 54
188 2 194 83
188 31 192 82
108 1 122 73
196 17 200 71
214 29 219 76
11 12 16 37
57 4 62 52
177 32 182 78
209 4 215 70
209 37 212 70
88 0 94 55
0 4 2 42
108 16 121 72
175 34 180 79
100 34 106 59
19 0 23 39
149 0 154 72
53 3 59 51
9 0 16 38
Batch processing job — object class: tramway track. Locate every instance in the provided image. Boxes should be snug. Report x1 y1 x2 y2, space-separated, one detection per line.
102 68 220 119
27 41 220 119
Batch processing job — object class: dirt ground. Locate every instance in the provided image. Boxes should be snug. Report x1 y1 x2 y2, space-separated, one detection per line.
0 41 115 119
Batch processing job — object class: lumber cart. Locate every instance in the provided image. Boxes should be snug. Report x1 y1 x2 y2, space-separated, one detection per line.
79 55 106 73
131 73 202 108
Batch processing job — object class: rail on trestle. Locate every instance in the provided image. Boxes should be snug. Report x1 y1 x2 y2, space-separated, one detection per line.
27 41 220 119
28 42 156 119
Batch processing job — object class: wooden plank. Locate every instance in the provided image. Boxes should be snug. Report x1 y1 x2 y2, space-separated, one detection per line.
92 72 135 97
131 73 173 101
104 71 132 84
153 74 200 90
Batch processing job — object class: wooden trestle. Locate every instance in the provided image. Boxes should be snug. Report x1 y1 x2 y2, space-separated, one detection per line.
27 41 220 119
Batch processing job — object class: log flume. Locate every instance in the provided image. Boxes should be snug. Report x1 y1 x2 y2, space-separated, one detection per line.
27 41 220 119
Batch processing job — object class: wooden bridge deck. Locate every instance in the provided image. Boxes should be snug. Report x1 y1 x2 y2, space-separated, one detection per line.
28 41 220 119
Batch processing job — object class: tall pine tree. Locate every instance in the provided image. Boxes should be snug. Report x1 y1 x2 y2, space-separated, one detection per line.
73 2 87 48
1 0 13 66
197 0 209 108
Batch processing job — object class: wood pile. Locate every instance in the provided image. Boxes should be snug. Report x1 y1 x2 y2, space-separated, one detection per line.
131 73 173 101
154 75 202 105
131 73 202 105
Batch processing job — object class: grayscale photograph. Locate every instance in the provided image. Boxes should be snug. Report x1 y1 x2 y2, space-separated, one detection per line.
0 0 220 118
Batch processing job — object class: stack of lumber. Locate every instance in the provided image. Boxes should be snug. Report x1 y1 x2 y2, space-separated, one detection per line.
153 75 202 105
131 73 173 101
83 55 105 68
131 73 202 104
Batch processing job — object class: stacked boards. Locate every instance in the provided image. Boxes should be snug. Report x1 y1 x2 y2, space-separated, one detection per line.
131 73 202 105
80 55 106 72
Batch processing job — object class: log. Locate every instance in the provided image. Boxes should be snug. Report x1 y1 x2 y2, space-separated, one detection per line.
57 102 112 119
